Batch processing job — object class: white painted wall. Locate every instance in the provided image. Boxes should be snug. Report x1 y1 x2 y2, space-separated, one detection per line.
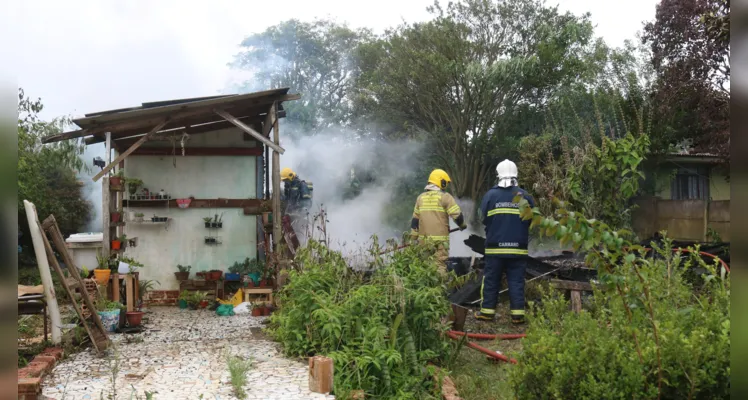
120 127 260 290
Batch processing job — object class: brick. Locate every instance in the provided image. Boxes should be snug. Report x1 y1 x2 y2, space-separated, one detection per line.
40 347 64 360
22 362 46 378
31 355 56 371
18 377 41 394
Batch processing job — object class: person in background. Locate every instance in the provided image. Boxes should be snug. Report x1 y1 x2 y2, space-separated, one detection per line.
280 167 312 213
410 169 467 277
475 159 534 324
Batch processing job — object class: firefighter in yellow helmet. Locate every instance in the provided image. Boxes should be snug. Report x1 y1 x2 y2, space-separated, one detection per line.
411 169 468 277
280 167 312 212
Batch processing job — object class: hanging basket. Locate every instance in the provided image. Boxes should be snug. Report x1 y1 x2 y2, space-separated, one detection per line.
176 198 192 209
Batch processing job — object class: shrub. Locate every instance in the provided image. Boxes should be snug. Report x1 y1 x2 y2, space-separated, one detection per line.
269 239 451 399
509 199 730 399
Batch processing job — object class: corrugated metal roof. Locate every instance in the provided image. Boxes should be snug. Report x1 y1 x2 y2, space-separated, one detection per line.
73 88 290 129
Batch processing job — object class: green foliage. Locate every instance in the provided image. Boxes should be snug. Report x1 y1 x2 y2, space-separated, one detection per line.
513 192 730 399
232 19 372 133
176 264 191 273
226 352 252 400
18 88 91 254
269 240 451 399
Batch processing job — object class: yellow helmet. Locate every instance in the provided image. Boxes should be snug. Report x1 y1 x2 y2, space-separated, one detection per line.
281 167 296 181
428 169 451 189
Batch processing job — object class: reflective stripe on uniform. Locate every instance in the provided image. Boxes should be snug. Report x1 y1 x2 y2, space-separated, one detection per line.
419 207 447 212
480 308 496 315
487 207 519 216
420 235 450 241
510 309 525 316
485 248 528 255
447 204 460 214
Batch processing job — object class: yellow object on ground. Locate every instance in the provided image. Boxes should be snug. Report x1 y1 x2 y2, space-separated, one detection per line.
217 289 244 307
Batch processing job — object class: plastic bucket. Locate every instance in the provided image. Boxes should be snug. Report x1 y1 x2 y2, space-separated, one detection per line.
178 299 188 309
93 269 111 284
97 309 121 332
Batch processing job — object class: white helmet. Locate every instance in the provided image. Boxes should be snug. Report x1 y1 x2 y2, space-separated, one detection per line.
496 159 518 188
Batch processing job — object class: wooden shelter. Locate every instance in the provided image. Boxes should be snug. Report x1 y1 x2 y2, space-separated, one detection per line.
43 88 299 294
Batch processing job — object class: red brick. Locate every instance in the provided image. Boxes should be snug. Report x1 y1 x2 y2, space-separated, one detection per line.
31 355 56 371
22 363 46 378
40 347 64 360
18 377 41 394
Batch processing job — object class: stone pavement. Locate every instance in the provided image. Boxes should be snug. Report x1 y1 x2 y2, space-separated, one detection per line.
41 307 335 400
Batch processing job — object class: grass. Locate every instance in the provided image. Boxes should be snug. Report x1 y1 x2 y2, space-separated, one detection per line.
226 353 252 400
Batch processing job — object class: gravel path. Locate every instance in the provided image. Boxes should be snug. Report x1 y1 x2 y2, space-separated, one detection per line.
42 307 335 400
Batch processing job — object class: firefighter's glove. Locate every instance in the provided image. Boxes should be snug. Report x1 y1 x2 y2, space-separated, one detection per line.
459 223 468 231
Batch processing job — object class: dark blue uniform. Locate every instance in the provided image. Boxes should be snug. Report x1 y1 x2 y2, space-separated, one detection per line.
282 177 312 212
478 185 534 321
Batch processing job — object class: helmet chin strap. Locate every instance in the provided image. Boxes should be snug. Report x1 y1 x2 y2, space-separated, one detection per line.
497 177 517 188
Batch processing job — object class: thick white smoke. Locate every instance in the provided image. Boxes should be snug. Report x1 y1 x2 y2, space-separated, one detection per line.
78 142 105 233
276 126 422 253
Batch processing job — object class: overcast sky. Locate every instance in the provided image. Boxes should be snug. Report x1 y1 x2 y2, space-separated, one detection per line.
10 0 658 120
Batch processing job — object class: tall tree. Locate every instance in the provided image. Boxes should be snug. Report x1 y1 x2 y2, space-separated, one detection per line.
231 19 372 134
353 0 609 205
18 88 91 258
642 0 730 158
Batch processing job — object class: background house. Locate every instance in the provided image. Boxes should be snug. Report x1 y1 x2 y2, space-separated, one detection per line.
633 151 730 242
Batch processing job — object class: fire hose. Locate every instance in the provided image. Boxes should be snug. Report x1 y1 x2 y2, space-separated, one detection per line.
446 331 524 364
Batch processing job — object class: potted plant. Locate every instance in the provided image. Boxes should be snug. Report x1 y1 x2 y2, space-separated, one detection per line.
134 212 144 222
109 170 125 187
127 177 143 195
206 269 222 281
111 237 122 251
260 201 272 225
205 236 218 245
186 291 200 310
203 217 212 228
94 252 112 284
177 290 190 309
111 208 123 223
262 302 272 316
247 258 264 286
226 261 242 282
175 264 191 281
118 234 128 250
137 279 158 311
251 302 263 317
95 288 124 332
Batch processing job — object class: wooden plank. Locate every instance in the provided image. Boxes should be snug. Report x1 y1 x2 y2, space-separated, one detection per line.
126 147 263 156
126 275 135 312
570 290 582 313
271 103 282 256
243 206 262 215
263 104 277 137
92 119 169 182
124 198 262 208
112 274 120 303
550 279 594 292
214 109 285 154
102 177 111 254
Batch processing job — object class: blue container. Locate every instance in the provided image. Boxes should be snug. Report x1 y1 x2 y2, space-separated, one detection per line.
248 272 261 284
225 273 240 282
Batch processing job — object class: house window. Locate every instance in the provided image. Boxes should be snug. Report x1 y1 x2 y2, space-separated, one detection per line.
671 166 710 200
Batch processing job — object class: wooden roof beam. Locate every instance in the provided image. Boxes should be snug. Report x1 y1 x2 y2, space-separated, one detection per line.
214 109 284 154
92 119 169 182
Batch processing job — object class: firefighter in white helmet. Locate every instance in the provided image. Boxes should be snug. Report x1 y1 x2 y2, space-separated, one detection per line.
475 159 535 323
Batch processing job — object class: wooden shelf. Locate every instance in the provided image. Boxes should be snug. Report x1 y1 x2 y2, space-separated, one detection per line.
130 218 171 224
124 198 262 209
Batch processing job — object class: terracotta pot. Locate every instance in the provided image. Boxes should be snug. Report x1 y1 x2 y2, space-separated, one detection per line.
259 280 266 288
111 212 121 223
174 271 189 281
93 269 111 284
111 240 122 250
247 280 255 288
126 311 145 327
199 300 209 309
208 271 222 281
251 308 262 317
110 177 123 186
262 307 271 316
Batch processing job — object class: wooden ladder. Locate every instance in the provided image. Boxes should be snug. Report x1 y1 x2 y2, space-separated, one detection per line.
40 215 110 353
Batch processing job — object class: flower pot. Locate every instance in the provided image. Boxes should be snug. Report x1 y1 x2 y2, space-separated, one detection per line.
251 308 262 317
97 309 120 332
259 280 266 288
126 311 145 327
111 212 121 223
204 222 211 228
198 300 209 309
174 271 189 281
128 183 140 194
225 273 240 282
93 269 111 284
110 177 123 186
208 270 222 281
261 212 272 225
246 280 255 288
111 240 122 250
178 299 188 309
134 215 144 222
262 307 271 316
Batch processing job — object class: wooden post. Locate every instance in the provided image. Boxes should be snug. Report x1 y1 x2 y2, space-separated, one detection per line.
570 290 582 313
309 356 334 394
112 274 120 303
102 132 112 254
126 275 135 312
703 199 709 242
271 103 282 256
93 119 168 182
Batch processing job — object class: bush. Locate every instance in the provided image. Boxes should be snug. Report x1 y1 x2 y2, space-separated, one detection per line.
510 198 730 399
269 239 451 399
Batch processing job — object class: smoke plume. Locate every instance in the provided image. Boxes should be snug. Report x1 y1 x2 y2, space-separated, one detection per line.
78 142 105 232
